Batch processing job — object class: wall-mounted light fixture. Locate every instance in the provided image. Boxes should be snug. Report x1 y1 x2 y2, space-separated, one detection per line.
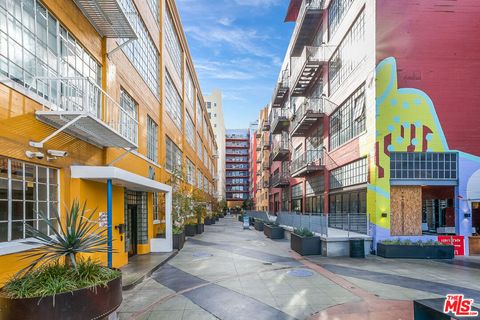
381 212 388 218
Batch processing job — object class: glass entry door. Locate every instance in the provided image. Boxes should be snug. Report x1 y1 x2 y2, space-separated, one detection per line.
126 204 138 257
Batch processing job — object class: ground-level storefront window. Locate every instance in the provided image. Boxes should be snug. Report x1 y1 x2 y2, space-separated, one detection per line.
0 157 59 242
306 195 324 214
329 189 366 213
291 183 303 213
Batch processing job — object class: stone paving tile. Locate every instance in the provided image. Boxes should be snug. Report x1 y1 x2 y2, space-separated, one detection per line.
145 310 184 320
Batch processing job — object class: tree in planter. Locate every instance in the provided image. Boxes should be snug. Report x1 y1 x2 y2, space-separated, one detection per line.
0 200 122 320
169 166 192 233
242 199 254 210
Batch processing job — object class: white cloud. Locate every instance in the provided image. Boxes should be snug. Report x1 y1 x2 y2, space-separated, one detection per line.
234 0 282 7
217 17 235 26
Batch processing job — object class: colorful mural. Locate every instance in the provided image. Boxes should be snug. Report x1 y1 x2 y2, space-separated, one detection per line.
369 57 480 251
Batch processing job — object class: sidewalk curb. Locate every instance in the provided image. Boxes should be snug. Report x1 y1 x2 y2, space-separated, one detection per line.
122 250 179 291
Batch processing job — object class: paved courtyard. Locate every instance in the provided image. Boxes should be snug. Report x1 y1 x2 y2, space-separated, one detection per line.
118 216 480 320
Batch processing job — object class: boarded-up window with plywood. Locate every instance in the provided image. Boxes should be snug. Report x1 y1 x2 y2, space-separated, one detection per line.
390 186 422 236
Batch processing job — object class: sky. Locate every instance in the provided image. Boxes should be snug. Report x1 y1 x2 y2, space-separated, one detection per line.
176 0 294 129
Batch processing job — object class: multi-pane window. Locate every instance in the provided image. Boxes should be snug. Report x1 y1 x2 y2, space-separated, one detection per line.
306 125 323 162
0 0 100 95
329 10 365 93
203 146 208 167
185 113 195 148
196 98 203 132
164 9 182 76
197 170 203 189
186 158 195 185
203 117 208 139
120 89 138 144
0 157 59 242
390 152 458 180
197 133 202 157
282 188 290 211
330 158 368 189
328 0 355 37
329 189 367 214
165 137 182 171
291 183 303 212
147 116 158 162
147 0 159 24
329 84 366 150
152 193 159 221
165 72 183 130
185 68 195 104
118 0 160 98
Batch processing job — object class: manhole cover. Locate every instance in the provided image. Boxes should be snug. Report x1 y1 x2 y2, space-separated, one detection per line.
192 252 213 258
287 269 314 278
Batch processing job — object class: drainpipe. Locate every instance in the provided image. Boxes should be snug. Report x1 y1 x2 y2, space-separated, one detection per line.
107 179 113 268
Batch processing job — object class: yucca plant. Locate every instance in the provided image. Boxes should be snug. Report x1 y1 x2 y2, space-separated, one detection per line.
20 200 110 275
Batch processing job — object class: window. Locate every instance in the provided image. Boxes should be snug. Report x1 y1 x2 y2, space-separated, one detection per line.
147 116 158 162
329 10 365 93
197 170 203 189
282 188 290 211
165 137 182 171
164 9 182 76
390 152 458 180
120 90 138 144
196 97 203 131
203 117 208 139
118 0 160 97
330 158 368 189
147 0 159 24
186 158 195 185
197 133 202 157
165 72 183 130
185 113 195 148
206 102 211 108
185 68 194 104
291 183 303 212
152 193 160 221
0 0 100 97
329 84 366 149
0 157 59 242
329 190 366 214
328 0 355 37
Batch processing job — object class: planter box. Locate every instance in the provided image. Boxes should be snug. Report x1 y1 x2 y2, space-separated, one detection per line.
238 215 243 222
185 224 197 237
377 243 454 259
215 216 219 221
173 231 185 250
205 218 212 225
264 224 284 239
254 220 264 231
290 233 320 256
0 275 122 320
196 223 204 234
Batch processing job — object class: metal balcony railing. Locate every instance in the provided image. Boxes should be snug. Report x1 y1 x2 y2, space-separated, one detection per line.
272 135 290 162
271 108 290 134
262 119 270 131
291 97 324 137
271 69 289 108
291 0 325 56
31 76 138 148
291 150 324 177
270 172 290 188
291 46 327 96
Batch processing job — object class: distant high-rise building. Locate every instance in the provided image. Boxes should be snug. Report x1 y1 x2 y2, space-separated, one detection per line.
225 129 250 207
204 90 226 200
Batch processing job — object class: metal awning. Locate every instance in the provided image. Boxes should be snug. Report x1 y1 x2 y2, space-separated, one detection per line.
36 111 137 149
71 166 172 193
73 0 137 38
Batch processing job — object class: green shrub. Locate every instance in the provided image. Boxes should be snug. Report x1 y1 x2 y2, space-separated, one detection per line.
173 226 184 234
380 238 445 246
293 228 314 237
2 259 120 299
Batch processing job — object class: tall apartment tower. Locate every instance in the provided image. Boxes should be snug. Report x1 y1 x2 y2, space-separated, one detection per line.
255 107 271 211
0 0 218 284
204 90 226 200
249 121 259 206
225 129 250 207
268 0 480 255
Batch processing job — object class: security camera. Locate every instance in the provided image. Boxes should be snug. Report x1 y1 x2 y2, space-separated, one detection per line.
47 150 68 157
25 151 45 160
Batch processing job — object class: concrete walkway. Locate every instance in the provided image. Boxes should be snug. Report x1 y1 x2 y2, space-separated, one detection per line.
118 216 480 320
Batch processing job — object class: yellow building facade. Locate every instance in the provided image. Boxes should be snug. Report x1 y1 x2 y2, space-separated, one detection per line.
0 0 217 285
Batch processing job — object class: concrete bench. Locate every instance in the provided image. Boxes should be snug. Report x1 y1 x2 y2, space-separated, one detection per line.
414 298 480 320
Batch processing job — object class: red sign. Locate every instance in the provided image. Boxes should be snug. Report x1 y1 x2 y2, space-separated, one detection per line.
438 236 465 256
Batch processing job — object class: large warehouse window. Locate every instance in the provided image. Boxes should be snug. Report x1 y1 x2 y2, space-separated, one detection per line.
390 152 458 180
165 72 183 130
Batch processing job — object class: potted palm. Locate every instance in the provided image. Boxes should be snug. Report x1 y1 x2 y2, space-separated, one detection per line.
0 200 122 320
291 228 320 256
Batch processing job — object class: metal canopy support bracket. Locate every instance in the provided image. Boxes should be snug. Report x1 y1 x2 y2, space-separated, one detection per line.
107 38 135 59
29 114 87 148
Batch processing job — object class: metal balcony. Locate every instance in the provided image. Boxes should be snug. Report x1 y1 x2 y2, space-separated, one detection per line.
271 109 290 134
262 119 270 131
256 131 261 138
291 150 324 177
262 180 270 188
256 144 262 151
256 157 262 163
73 0 137 38
271 138 290 162
263 163 270 171
291 46 327 96
262 140 271 150
270 173 290 188
290 0 325 57
290 98 324 137
272 69 289 108
32 77 138 149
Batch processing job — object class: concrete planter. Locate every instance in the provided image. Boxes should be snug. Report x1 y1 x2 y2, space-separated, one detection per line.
205 218 213 225
254 220 264 231
173 231 185 250
290 233 321 256
185 224 197 237
0 274 122 320
196 223 204 234
264 224 284 239
377 243 454 259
